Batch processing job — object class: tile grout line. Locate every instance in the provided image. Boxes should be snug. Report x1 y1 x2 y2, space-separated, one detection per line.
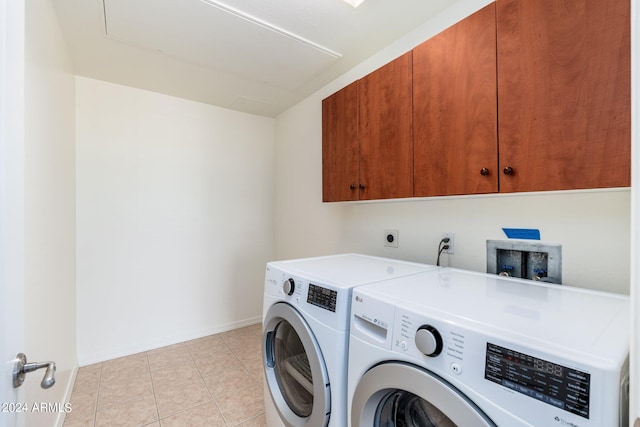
145 351 162 427
92 363 103 427
187 341 229 426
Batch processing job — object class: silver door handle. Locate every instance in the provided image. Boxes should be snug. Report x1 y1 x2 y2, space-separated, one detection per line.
12 353 56 389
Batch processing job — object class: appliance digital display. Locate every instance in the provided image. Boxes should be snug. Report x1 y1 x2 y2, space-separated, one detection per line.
485 343 590 419
307 284 337 312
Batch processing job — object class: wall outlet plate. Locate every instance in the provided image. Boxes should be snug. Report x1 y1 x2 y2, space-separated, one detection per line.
384 230 399 248
441 232 454 254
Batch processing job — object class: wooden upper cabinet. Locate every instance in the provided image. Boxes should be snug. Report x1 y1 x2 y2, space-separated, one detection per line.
496 0 631 192
413 3 498 197
322 0 630 202
359 52 414 200
322 82 359 202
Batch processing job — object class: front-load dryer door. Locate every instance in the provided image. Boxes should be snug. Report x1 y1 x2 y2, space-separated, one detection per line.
263 302 331 427
351 362 496 427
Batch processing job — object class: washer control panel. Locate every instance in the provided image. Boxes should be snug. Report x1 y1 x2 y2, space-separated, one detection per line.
485 342 591 419
415 325 443 357
393 307 467 378
389 304 614 427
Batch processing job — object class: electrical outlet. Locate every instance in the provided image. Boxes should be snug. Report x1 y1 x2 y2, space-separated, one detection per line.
441 232 455 254
384 230 399 248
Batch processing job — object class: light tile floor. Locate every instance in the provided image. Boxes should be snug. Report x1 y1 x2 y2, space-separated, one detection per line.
63 324 266 427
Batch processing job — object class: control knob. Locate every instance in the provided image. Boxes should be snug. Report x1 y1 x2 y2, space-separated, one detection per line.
283 278 295 296
415 325 443 357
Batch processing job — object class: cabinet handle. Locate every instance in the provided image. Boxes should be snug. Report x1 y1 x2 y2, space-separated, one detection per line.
349 184 356 190
480 168 490 176
503 166 514 175
359 184 366 190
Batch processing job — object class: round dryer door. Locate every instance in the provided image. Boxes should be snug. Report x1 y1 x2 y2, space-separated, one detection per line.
351 363 496 427
263 302 330 427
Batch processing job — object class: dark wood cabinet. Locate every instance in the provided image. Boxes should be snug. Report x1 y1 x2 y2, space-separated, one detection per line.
322 0 630 202
496 0 630 192
413 4 498 197
359 52 413 200
322 82 359 202
322 53 413 202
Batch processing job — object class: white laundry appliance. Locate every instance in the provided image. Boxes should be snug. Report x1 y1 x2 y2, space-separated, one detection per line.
262 254 439 427
348 268 630 427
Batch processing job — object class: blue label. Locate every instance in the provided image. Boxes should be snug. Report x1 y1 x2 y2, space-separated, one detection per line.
502 228 541 240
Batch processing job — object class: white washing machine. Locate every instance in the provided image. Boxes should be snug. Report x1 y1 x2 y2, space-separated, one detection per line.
262 254 439 427
348 268 630 427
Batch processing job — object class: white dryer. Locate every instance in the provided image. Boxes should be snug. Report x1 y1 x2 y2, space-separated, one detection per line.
348 268 630 427
262 254 438 427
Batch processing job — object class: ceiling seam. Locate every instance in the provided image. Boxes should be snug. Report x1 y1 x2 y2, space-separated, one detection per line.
199 0 343 59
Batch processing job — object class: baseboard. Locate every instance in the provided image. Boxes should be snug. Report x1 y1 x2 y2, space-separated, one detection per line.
78 316 262 366
54 361 78 427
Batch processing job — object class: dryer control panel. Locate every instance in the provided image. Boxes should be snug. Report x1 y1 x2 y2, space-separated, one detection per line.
264 264 351 331
307 284 337 312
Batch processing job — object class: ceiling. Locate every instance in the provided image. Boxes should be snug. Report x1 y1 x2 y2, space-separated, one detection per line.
51 0 458 117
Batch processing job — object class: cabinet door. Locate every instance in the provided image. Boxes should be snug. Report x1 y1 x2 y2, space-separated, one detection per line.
497 0 630 192
322 82 359 202
413 4 498 197
359 52 413 200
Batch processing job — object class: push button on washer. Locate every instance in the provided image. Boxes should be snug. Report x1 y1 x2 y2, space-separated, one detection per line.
451 362 462 375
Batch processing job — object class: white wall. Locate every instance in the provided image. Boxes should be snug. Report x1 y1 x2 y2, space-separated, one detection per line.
274 0 631 295
23 0 77 425
336 191 629 293
630 0 639 422
76 78 275 364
